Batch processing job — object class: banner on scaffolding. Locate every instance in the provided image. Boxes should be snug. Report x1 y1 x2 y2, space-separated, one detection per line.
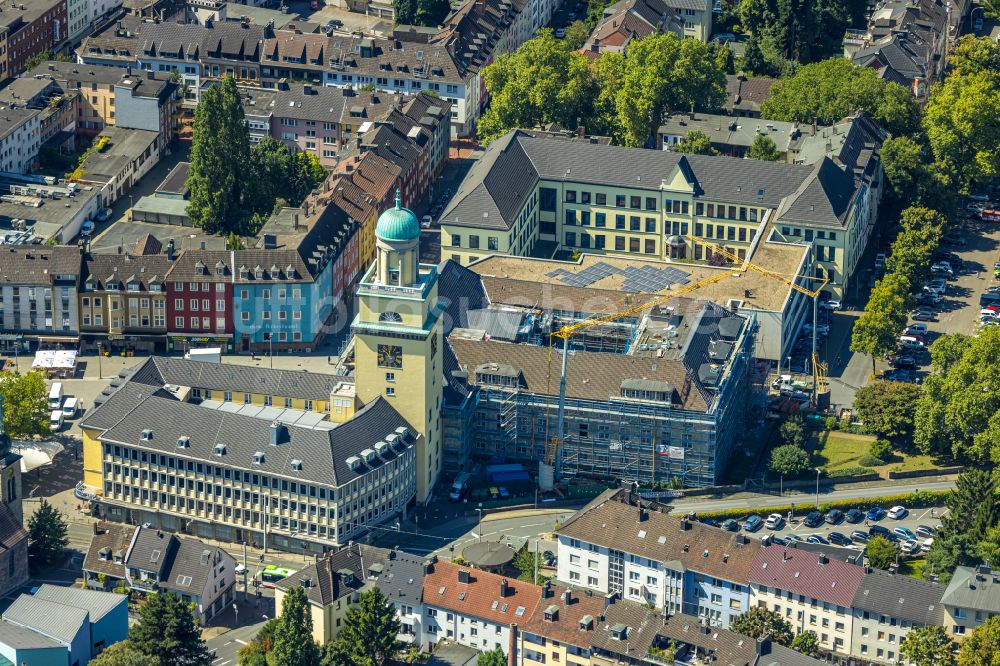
656 445 685 460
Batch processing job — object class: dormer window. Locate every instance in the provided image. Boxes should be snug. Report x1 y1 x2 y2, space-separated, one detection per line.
544 605 559 621
290 459 303 471
255 266 264 280
610 624 628 640
286 264 295 278
214 444 226 456
177 436 190 448
253 451 265 465
240 266 249 280
140 429 153 441
195 260 206 275
216 261 226 276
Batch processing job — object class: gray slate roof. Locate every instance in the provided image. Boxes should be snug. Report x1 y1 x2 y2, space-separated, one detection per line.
942 566 1000 614
144 356 347 401
0 621 62 649
159 537 231 596
0 246 81 284
125 526 177 579
276 543 388 606
852 568 944 626
371 549 427 607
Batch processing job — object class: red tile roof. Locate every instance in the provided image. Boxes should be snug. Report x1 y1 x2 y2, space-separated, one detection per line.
422 560 541 626
748 545 864 607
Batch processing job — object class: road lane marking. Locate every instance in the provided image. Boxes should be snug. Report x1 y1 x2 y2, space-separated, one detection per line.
235 639 248 645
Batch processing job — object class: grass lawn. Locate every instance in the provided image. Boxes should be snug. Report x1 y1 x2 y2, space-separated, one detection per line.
897 558 926 579
886 453 943 473
811 430 875 471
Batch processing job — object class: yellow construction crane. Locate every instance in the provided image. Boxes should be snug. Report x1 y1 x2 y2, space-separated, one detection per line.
542 270 737 477
684 234 830 401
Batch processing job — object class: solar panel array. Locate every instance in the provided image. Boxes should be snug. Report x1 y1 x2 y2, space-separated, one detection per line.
545 261 690 293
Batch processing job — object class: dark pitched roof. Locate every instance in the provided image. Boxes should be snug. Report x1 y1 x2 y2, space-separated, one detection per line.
133 234 163 256
83 522 135 580
124 526 177 579
276 543 387 605
775 157 856 228
436 259 489 335
83 253 173 290
164 249 232 282
589 600 665 659
0 246 81 284
273 83 348 122
558 490 761 581
852 568 944 626
371 549 428 607
159 536 232 595
521 585 606 649
724 73 778 114
748 545 864 607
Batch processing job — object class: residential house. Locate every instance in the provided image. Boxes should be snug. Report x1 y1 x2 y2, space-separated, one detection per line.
556 490 759 624
747 545 864 656
82 522 136 590
518 583 609 666
79 238 174 353
0 105 39 174
79 356 420 554
941 565 1000 639
124 526 236 624
274 543 390 643
0 75 77 146
113 69 180 143
421 559 542 654
329 174 378 272
662 614 829 666
164 249 234 352
0 245 82 349
369 548 429 649
850 567 945 664
341 150 402 221
271 82 348 166
1 585 129 665
581 0 684 56
722 73 778 118
0 0 67 78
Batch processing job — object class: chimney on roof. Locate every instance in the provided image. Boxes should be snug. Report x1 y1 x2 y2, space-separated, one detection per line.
680 518 690 531
543 580 552 598
782 549 789 561
758 636 772 656
604 592 616 612
500 578 511 598
293 212 300 230
166 238 175 260
458 569 470 584
818 553 829 565
638 504 647 522
423 559 435 574
562 589 573 605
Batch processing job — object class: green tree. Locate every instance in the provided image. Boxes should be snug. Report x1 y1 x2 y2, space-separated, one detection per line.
747 135 782 161
975 524 1000 567
929 333 970 374
760 58 920 136
187 76 251 234
948 35 1000 75
514 546 542 583
959 616 1000 666
27 499 68 567
865 535 897 570
851 272 911 377
237 619 278 666
852 381 921 441
789 630 820 657
869 438 893 461
89 642 159 666
130 592 211 666
320 640 355 666
940 470 998 546
477 647 507 666
271 586 321 666
564 20 591 50
924 534 973 583
779 416 806 448
476 31 597 145
24 50 73 71
415 0 451 26
393 0 416 23
768 444 811 479
729 607 793 646
673 130 718 155
923 70 1000 192
900 625 956 666
336 587 401 666
0 370 49 437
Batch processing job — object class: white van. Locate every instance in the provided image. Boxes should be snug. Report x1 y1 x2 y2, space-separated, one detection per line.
48 383 64 410
449 473 472 501
62 397 78 419
898 336 925 350
49 410 64 432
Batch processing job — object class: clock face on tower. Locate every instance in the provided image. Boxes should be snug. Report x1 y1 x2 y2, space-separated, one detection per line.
377 344 403 369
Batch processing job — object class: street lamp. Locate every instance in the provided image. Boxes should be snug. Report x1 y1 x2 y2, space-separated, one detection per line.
815 468 822 509
476 505 483 543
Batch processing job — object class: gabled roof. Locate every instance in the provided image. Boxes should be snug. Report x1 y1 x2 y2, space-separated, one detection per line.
83 253 172 291
941 566 1000 614
31 585 128 623
159 537 233 596
0 246 81 284
370 548 428 607
852 568 944 626
276 543 388 606
748 544 865 607
83 522 135 580
521 585 606 649
774 157 856 228
422 560 541 625
3 596 88 644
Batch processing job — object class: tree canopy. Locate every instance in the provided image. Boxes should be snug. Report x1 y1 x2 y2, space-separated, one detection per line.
790 631 820 657
738 0 865 68
760 58 920 136
922 470 999 581
129 592 212 666
477 647 507 666
393 0 450 27
27 499 68 568
673 130 718 155
747 135 782 161
768 444 810 478
729 608 793 646
0 371 48 437
866 535 897 570
900 625 956 666
328 588 401 666
959 616 1000 666
270 586 321 666
852 381 921 441
89 642 159 666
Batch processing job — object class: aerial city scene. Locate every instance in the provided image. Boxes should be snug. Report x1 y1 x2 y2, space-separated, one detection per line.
0 0 996 661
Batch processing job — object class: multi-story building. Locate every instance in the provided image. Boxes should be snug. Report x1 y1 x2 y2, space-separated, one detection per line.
329 174 379 273
748 545 863 655
850 567 944 664
0 0 67 78
582 0 684 56
420 559 541 653
0 397 26 601
352 194 445 502
26 61 178 136
941 565 1000 639
81 521 135 590
270 82 348 166
79 238 173 353
0 246 82 349
124 526 236 624
0 75 77 145
164 249 234 352
77 126 162 207
79 356 420 554
658 112 813 160
441 127 883 299
0 105 39 174
556 490 760 622
233 199 359 353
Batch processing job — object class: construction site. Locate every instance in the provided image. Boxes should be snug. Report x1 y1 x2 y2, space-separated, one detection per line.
432 233 831 489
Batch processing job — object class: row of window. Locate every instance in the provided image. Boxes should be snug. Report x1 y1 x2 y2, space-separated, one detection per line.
175 299 226 311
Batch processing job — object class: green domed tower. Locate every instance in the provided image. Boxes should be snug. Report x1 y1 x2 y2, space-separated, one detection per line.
374 191 421 286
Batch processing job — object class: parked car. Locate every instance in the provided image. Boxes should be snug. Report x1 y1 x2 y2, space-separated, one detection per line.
828 531 852 546
845 508 864 524
931 262 954 276
851 530 870 543
915 525 937 539
866 506 886 521
917 291 943 305
898 336 925 350
894 526 917 540
80 221 95 237
785 534 804 542
825 509 844 524
911 308 936 321
943 233 967 246
869 524 895 540
904 323 928 336
888 505 909 519
421 215 433 229
743 515 764 532
875 253 886 268
921 538 934 553
720 519 740 532
765 513 784 530
819 300 842 311
804 511 824 528
890 355 916 369
806 534 827 544
900 539 921 554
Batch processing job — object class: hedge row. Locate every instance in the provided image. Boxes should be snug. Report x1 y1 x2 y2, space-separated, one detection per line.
688 490 951 522
824 467 878 479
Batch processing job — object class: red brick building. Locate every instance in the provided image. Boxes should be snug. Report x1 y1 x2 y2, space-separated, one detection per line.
0 0 67 78
164 249 235 352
